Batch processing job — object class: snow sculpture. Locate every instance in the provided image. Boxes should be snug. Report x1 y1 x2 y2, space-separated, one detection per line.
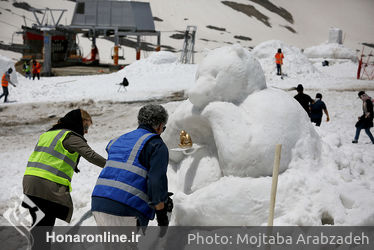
189 45 266 108
162 44 320 225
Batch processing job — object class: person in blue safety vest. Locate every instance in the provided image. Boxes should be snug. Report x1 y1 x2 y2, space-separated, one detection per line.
91 104 173 234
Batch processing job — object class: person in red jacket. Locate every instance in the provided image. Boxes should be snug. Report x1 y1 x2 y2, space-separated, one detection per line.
275 48 284 76
32 60 42 80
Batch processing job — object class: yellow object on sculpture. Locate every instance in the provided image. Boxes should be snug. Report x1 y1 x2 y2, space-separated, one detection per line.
179 130 192 148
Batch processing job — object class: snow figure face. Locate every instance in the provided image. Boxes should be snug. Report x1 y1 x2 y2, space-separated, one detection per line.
188 44 266 109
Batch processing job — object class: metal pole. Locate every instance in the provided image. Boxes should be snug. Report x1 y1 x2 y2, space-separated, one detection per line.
113 31 119 65
42 31 52 76
136 36 141 60
156 31 161 51
268 144 282 226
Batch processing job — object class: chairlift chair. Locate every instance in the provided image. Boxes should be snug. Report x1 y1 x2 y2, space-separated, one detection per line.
117 77 129 92
111 46 125 60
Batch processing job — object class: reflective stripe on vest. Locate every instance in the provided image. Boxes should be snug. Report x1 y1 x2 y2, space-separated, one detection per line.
103 160 147 178
24 129 79 191
27 161 72 182
92 129 157 219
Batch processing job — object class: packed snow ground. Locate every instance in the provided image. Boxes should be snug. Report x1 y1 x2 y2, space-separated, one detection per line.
1 41 374 228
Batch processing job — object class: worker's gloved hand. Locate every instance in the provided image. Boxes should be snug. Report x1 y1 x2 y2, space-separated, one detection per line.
156 207 169 237
166 192 174 213
156 207 168 226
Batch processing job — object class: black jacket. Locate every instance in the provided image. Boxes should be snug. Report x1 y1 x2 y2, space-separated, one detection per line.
294 93 313 116
357 99 374 128
137 124 169 206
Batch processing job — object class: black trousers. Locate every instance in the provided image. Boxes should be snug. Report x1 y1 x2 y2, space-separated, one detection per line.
311 117 322 126
33 73 40 80
276 64 282 75
0 86 9 102
24 195 68 250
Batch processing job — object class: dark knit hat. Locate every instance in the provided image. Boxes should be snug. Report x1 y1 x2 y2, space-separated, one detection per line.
296 84 304 91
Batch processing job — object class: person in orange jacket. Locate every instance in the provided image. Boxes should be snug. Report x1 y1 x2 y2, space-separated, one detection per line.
32 60 42 80
275 48 284 76
0 68 16 103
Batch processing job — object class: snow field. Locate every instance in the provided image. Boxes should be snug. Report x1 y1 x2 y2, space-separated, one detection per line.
1 41 374 227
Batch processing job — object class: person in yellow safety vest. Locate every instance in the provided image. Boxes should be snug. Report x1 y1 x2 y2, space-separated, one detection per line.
0 68 16 103
23 60 32 79
22 109 106 249
275 48 284 76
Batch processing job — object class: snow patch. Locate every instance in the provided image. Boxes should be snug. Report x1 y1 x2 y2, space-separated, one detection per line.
304 43 357 61
252 40 319 81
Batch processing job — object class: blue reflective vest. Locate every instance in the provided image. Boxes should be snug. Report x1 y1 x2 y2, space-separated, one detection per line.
92 128 157 219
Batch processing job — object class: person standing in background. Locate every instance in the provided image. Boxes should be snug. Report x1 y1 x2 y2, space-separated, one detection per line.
32 60 41 80
310 93 330 126
352 91 374 144
23 60 32 79
0 68 16 103
275 48 284 76
294 84 313 117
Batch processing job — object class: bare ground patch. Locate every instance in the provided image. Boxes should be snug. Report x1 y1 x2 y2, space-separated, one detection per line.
234 35 252 41
222 1 271 27
13 2 42 14
170 32 185 40
0 91 186 136
206 25 227 32
248 0 294 24
280 25 296 34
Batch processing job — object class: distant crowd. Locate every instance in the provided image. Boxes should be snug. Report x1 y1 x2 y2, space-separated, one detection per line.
294 84 374 144
23 59 42 80
276 48 373 145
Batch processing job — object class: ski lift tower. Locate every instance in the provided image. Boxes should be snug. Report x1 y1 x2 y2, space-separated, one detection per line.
180 25 197 64
31 8 68 76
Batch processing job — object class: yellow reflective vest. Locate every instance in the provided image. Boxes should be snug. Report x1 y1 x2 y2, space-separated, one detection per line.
24 129 79 191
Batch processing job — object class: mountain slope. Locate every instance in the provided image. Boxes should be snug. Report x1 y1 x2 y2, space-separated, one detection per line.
0 0 373 63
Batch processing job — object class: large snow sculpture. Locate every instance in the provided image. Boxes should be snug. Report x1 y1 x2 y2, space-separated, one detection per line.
162 44 320 225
